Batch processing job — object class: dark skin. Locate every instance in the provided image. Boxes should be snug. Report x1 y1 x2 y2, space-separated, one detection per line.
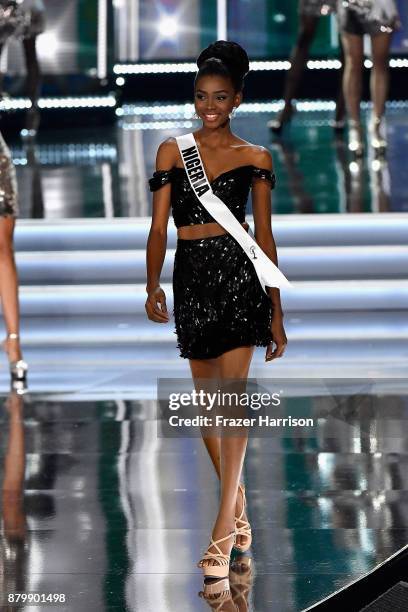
0 217 24 363
145 73 288 567
275 14 345 126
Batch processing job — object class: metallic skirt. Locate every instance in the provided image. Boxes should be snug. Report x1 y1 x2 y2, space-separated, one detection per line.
0 132 18 217
0 0 45 44
337 0 400 35
172 233 273 360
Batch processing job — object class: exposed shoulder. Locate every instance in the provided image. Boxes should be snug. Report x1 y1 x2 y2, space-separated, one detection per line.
235 138 273 170
248 144 273 170
155 136 180 170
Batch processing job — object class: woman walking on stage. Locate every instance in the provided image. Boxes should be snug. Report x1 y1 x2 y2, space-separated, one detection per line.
268 0 345 134
146 41 288 580
0 130 28 384
0 0 46 137
338 0 400 156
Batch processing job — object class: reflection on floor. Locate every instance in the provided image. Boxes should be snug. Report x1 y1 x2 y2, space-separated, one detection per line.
0 389 407 612
8 103 408 219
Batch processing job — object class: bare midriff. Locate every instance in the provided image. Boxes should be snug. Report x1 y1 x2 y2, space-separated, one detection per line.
177 221 249 240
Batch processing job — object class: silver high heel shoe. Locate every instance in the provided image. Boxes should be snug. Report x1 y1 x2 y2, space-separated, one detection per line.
3 333 28 382
369 115 387 155
348 120 364 158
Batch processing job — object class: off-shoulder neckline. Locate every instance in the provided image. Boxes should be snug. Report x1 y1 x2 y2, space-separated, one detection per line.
171 164 272 185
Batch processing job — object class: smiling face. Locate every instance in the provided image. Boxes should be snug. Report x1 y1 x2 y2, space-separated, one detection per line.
194 74 242 127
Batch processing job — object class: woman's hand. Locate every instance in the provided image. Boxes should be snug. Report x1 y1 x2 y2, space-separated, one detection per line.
145 286 169 323
265 310 287 362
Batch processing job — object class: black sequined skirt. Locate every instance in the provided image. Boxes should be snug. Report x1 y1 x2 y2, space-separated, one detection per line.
172 233 274 360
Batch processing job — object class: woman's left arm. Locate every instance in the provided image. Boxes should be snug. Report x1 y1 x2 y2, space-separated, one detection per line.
251 147 287 360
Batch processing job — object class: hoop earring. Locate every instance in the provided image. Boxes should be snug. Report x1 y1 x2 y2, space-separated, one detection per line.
229 107 236 120
192 110 199 119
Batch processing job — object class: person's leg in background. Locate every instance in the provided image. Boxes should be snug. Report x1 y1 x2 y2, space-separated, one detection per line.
333 36 346 130
341 32 364 155
22 35 41 135
369 32 392 152
269 14 319 133
0 216 24 365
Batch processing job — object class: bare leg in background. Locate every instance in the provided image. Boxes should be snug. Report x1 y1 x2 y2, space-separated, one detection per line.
0 217 23 362
22 36 41 132
341 32 364 123
277 15 319 124
370 32 392 120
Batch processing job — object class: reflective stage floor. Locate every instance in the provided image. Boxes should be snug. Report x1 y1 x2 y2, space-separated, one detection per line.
1 388 408 612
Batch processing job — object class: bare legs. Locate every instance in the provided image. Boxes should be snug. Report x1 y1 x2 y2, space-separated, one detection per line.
341 33 364 123
279 15 319 123
370 32 392 149
270 14 345 130
341 31 392 152
190 346 255 566
0 217 23 362
22 36 41 133
0 37 41 131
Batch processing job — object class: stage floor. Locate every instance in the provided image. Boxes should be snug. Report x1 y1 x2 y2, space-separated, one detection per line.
0 389 407 611
8 103 408 219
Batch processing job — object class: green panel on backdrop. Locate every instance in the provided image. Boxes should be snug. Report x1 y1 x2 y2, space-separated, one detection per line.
77 0 98 71
200 0 217 49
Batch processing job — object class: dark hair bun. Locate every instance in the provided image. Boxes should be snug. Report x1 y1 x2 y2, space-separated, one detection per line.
196 40 249 91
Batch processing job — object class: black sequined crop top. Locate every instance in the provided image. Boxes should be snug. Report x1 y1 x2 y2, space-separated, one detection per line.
148 165 276 228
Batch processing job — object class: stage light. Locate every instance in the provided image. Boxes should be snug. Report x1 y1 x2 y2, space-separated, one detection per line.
307 59 342 69
0 98 31 111
349 161 361 174
121 119 194 131
118 100 343 119
36 31 59 59
157 16 179 38
114 56 408 75
116 77 125 86
390 58 408 68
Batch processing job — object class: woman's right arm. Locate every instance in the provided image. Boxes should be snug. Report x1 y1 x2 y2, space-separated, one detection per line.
145 138 175 323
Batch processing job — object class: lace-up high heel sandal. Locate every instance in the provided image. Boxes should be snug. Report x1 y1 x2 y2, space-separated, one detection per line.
198 531 236 579
233 484 252 554
2 333 28 382
230 555 253 609
369 116 387 156
198 577 233 610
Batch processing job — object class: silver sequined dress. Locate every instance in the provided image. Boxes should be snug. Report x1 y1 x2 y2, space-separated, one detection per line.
0 131 18 217
0 0 45 45
337 0 400 34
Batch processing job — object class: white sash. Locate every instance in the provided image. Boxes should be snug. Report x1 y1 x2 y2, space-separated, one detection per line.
175 132 292 294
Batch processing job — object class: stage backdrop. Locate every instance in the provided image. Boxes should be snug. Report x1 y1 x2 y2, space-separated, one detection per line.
1 0 406 80
117 0 407 61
